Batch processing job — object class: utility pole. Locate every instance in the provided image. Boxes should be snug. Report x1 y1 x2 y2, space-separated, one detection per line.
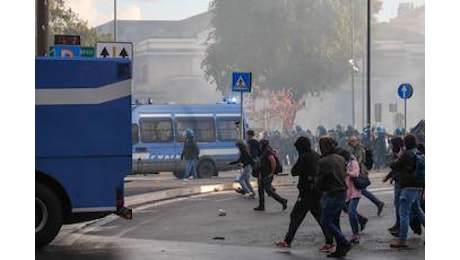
114 0 117 41
366 0 372 129
36 0 49 56
350 0 356 128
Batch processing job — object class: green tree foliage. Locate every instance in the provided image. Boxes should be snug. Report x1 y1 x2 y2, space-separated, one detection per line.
202 0 382 101
48 0 112 47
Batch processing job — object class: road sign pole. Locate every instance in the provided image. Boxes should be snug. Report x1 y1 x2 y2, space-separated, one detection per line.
404 98 407 134
397 83 413 134
240 92 244 140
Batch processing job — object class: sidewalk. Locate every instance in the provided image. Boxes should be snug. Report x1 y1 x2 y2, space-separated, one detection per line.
124 169 388 208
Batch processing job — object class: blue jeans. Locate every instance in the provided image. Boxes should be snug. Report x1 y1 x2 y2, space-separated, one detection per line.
321 191 349 248
393 183 401 226
347 198 361 235
398 187 425 242
362 188 383 207
237 165 254 194
183 159 198 179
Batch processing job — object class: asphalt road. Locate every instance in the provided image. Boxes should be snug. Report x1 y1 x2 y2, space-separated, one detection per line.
36 171 425 260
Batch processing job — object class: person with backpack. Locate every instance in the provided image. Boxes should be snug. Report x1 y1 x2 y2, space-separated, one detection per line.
388 134 425 249
253 139 288 211
246 129 261 177
348 135 385 217
273 136 335 253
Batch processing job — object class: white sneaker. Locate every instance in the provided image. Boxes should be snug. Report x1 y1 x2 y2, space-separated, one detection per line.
244 192 256 199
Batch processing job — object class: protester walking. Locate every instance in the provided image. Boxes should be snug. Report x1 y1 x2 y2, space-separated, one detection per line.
180 128 199 181
274 136 335 253
383 136 404 235
337 148 368 244
253 139 288 211
348 135 385 216
389 134 425 249
315 137 352 258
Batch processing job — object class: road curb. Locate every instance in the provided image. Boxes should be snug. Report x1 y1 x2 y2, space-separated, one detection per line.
125 182 235 207
124 171 388 208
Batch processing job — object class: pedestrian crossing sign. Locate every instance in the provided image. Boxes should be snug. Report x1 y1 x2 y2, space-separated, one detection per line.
232 72 252 92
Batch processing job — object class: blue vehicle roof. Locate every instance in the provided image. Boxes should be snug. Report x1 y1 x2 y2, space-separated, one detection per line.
132 103 243 116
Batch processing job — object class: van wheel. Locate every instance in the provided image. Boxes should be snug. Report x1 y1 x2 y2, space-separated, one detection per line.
36 182 63 249
197 160 216 178
173 171 183 179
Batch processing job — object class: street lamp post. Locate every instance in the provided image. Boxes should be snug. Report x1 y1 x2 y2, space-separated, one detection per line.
350 0 356 128
349 59 359 128
366 0 371 129
114 0 117 41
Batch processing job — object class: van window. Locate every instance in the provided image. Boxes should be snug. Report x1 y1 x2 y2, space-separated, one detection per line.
132 124 139 144
176 117 215 142
217 117 239 141
139 118 173 143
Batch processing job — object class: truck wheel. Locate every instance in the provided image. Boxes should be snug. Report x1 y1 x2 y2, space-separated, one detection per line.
36 182 63 249
197 159 217 178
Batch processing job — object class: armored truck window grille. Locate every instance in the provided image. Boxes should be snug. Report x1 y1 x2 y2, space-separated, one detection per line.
175 117 215 143
139 118 173 143
217 117 239 141
132 124 139 144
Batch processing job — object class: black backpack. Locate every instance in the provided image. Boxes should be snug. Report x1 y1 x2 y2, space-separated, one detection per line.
364 147 374 170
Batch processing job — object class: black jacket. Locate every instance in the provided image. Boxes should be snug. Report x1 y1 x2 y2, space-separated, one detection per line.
390 149 423 188
259 148 276 178
315 153 347 194
247 139 261 159
291 150 320 195
181 138 199 160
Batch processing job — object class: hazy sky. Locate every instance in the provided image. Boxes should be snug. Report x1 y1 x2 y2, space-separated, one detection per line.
67 0 425 28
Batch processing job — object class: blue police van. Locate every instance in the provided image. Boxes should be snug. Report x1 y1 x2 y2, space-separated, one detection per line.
131 103 247 178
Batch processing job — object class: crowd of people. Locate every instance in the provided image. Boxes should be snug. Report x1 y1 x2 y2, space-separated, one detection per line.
259 121 424 172
228 126 425 258
180 120 425 257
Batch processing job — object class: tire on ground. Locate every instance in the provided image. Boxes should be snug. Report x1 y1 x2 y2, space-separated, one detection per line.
197 159 217 178
35 182 63 249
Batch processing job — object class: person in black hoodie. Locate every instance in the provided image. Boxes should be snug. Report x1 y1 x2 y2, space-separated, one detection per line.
253 139 288 211
274 136 335 252
315 136 351 258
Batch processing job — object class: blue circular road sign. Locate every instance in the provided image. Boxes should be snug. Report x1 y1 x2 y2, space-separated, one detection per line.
397 83 413 99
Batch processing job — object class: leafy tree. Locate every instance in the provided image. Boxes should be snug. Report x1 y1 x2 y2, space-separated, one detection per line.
202 0 382 130
48 0 112 48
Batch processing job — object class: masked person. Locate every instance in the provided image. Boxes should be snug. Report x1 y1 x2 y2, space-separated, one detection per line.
274 136 335 253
